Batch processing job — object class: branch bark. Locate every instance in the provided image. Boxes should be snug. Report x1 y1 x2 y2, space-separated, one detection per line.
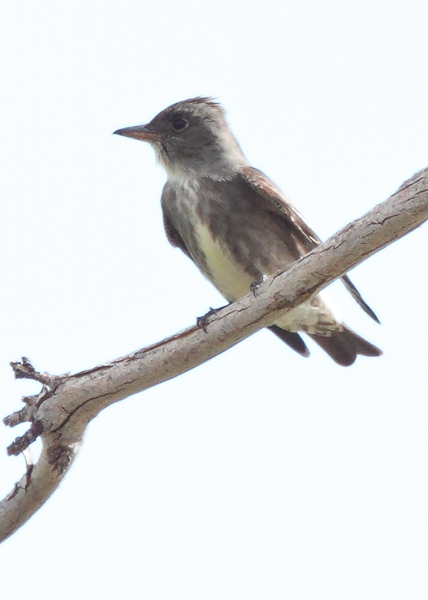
1 167 427 543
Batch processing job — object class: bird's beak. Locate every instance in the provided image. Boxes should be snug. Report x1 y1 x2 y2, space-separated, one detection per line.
113 124 160 142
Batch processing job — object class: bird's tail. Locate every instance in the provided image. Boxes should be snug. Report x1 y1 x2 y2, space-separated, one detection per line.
268 324 382 366
310 325 382 366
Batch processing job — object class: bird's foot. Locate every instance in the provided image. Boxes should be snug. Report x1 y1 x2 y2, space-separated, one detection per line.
250 275 268 297
196 305 228 333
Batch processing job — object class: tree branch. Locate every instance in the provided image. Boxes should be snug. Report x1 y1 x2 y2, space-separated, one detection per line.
1 166 427 543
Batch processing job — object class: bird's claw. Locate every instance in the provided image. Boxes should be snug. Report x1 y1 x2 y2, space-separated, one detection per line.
196 305 227 333
250 275 267 297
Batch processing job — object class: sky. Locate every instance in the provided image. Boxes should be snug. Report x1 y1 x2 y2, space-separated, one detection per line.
1 1 428 598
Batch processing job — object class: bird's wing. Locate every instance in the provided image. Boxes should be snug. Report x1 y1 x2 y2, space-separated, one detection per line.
340 275 379 323
242 166 321 250
242 167 379 323
161 183 192 259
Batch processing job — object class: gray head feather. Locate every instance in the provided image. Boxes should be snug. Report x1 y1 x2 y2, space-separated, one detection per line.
144 97 249 180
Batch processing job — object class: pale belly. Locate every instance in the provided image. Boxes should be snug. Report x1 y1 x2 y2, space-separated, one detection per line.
196 221 253 301
194 221 341 335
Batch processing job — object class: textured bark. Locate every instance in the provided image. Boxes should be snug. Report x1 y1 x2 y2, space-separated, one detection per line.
1 167 427 543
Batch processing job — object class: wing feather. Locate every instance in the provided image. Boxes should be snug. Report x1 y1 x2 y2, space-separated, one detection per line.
243 167 379 323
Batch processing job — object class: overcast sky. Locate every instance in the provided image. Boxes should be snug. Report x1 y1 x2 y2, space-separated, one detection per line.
1 1 428 598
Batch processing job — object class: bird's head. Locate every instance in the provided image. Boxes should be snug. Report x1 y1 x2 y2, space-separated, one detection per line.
114 97 248 180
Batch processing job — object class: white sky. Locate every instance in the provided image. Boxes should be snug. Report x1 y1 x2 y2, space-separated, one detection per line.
1 1 428 598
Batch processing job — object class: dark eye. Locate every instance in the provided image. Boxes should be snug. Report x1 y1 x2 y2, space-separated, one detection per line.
171 118 188 132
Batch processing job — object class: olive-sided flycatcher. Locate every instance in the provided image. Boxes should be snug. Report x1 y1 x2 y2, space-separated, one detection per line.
114 97 381 366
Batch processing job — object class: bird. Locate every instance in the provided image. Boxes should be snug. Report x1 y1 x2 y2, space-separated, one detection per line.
114 97 382 366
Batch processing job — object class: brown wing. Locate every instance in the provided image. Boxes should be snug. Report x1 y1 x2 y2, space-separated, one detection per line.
242 166 320 252
161 183 192 259
243 167 379 323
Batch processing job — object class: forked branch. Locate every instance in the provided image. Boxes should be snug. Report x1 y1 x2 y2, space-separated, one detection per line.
1 167 427 543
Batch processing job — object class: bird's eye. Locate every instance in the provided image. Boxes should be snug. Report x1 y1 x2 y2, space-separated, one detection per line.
171 118 188 132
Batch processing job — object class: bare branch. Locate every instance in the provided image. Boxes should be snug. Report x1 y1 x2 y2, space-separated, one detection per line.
1 167 427 543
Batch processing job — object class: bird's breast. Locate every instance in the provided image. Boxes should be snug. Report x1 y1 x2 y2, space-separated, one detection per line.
192 219 254 302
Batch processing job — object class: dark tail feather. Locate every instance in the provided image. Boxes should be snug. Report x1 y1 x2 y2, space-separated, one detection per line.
268 325 310 357
310 325 382 366
268 324 381 366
